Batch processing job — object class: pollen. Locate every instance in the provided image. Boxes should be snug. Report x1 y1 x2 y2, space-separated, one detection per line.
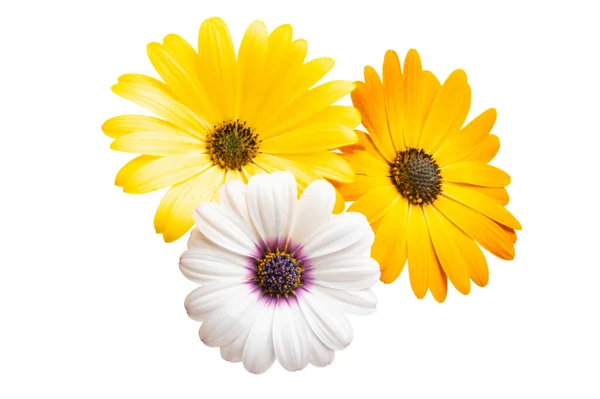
205 120 259 170
390 148 442 205
254 248 303 298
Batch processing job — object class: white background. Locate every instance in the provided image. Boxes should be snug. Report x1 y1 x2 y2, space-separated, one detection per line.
1 0 598 397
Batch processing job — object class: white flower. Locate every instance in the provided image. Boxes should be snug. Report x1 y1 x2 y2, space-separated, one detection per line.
179 172 380 373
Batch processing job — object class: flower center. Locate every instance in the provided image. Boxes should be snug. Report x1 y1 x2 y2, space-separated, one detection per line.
254 248 303 298
205 120 259 170
390 148 442 205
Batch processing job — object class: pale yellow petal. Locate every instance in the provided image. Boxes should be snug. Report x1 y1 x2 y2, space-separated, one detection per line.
340 150 390 177
147 39 216 127
115 155 159 187
197 17 236 120
112 74 208 137
442 161 510 187
110 131 204 156
335 175 392 202
102 115 193 139
154 166 225 242
121 155 212 194
279 152 355 183
236 20 269 124
260 122 357 154
420 69 471 153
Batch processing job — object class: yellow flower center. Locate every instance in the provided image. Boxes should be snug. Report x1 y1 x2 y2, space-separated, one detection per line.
254 248 303 298
390 148 442 205
205 120 259 170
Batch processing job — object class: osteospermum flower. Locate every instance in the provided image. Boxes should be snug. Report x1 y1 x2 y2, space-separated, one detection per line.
102 17 359 242
179 172 379 373
337 49 521 302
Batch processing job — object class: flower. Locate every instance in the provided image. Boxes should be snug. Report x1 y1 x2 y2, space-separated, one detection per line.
179 172 379 373
337 49 521 302
102 17 359 242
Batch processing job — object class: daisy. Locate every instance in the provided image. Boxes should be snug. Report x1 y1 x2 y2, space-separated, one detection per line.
102 17 359 242
337 49 521 302
179 172 379 373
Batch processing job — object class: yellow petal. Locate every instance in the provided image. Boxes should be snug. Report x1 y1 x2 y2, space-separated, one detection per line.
112 74 207 136
154 166 225 242
335 175 393 201
102 115 193 139
339 130 389 163
260 122 357 154
421 70 441 124
445 220 490 287
261 80 355 137
348 185 400 223
442 161 510 187
422 205 471 295
258 58 337 135
261 104 359 142
402 49 424 148
333 187 345 214
110 131 204 156
147 40 216 127
434 196 515 260
252 39 311 127
460 134 500 163
121 155 212 194
351 81 396 161
420 69 471 153
442 184 521 230
449 183 509 205
279 152 355 183
236 20 269 125
197 17 236 120
115 155 159 187
435 108 497 166
428 252 448 303
383 50 404 151
340 150 390 177
406 205 434 298
365 65 396 154
372 199 409 283
253 154 319 193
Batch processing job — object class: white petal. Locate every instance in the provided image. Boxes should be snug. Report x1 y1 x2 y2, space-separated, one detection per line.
273 300 310 371
298 289 353 351
242 304 276 374
220 328 251 363
289 180 335 245
307 331 335 367
199 285 264 348
186 228 208 249
310 256 380 290
312 286 377 316
179 247 251 284
194 202 258 256
302 212 370 259
184 282 241 322
218 180 250 221
247 172 297 245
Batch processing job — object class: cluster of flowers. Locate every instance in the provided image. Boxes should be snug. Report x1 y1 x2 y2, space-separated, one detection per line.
103 17 521 373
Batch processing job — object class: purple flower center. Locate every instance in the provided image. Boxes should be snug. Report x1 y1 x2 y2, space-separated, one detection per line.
253 248 304 298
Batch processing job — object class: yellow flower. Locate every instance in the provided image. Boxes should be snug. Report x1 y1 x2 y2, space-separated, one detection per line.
103 18 359 242
337 49 521 302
